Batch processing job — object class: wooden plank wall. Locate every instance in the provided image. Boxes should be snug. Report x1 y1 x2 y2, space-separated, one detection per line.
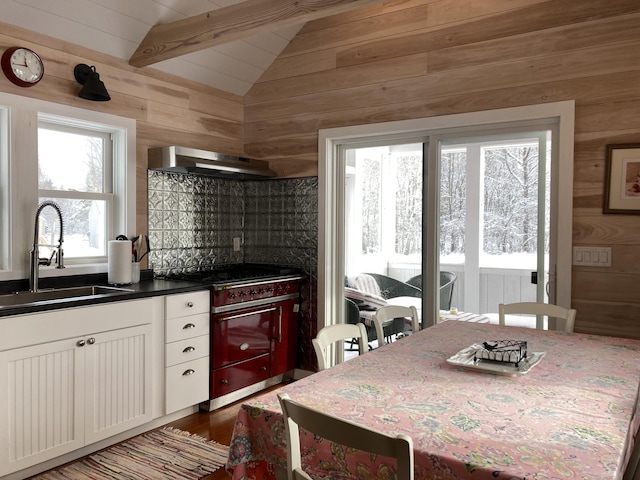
244 0 640 338
0 21 244 245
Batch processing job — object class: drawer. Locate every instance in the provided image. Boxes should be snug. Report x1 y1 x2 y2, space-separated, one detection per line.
165 356 209 414
166 312 209 343
166 291 210 319
165 335 209 367
211 353 270 398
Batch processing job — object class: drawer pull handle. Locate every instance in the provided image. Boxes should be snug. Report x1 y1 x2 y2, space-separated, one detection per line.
221 379 229 384
187 301 194 308
87 337 95 345
183 346 196 353
240 343 249 351
260 366 267 371
183 323 196 329
183 369 195 376
77 339 85 347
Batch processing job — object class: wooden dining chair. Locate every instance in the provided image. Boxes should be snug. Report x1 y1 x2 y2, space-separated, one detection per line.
312 323 368 371
278 392 414 480
499 302 576 333
373 305 420 346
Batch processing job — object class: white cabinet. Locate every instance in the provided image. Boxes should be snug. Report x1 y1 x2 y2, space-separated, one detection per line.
84 324 152 444
164 291 210 414
0 300 153 477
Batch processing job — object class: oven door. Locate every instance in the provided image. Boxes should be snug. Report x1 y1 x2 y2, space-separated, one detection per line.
211 304 277 368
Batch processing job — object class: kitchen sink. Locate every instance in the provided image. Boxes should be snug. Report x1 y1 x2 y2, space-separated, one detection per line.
0 285 135 307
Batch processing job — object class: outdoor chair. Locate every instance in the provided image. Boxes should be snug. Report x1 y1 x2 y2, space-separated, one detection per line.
344 298 377 350
363 273 422 299
406 271 457 311
345 274 417 344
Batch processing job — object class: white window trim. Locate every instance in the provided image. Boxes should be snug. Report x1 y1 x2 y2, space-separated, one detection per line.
318 101 575 331
0 91 135 281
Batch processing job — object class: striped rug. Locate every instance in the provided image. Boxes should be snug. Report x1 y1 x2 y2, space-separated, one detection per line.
33 427 229 479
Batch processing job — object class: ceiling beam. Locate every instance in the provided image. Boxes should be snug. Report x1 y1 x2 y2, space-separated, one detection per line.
129 0 382 68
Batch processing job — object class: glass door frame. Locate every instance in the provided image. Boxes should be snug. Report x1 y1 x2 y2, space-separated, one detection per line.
434 130 553 323
318 101 575 335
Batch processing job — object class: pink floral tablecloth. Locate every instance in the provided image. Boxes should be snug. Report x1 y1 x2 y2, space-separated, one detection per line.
227 321 640 480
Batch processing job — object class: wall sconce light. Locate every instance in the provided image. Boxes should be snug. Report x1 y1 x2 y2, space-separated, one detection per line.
73 64 110 101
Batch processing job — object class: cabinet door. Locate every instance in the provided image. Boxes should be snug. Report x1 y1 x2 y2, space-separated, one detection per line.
271 299 299 376
84 324 152 445
0 337 85 476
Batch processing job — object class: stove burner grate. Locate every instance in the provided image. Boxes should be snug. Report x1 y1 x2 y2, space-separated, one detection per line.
165 264 300 285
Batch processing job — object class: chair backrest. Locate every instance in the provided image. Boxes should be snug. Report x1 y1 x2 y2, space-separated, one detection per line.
344 298 361 326
439 271 456 310
499 302 576 333
405 274 421 289
312 323 368 371
405 272 457 310
364 273 421 299
347 273 382 297
373 305 419 346
278 392 414 480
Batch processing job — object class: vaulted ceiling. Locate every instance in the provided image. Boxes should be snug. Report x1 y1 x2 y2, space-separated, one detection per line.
2 0 378 96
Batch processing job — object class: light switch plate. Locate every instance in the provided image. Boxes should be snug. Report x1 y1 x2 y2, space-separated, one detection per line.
233 237 241 252
573 246 611 267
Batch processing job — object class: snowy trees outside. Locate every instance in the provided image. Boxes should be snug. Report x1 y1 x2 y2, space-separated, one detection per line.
38 129 107 258
360 142 549 265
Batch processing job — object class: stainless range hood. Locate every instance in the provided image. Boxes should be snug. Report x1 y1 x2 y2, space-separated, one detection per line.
148 146 276 180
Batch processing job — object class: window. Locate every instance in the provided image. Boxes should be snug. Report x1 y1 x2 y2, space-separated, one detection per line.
439 137 550 271
345 143 423 276
38 121 113 260
482 141 550 266
0 92 134 280
360 152 381 254
440 148 466 260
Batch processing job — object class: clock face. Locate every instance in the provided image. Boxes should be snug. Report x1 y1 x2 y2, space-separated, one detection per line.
1 47 44 87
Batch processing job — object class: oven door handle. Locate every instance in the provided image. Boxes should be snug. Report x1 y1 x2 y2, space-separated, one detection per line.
277 305 283 343
217 306 277 323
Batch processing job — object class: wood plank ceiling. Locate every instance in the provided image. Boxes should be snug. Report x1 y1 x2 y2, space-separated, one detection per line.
1 0 379 96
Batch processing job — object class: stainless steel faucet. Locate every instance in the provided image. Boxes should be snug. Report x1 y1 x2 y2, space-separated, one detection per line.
30 200 65 292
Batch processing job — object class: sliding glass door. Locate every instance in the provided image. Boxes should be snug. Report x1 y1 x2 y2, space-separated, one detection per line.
319 102 574 368
436 131 551 328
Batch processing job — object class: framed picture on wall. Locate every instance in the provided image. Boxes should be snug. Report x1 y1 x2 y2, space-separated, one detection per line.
604 143 640 214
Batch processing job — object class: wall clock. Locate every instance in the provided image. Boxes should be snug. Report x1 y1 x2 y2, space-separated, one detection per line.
1 47 44 87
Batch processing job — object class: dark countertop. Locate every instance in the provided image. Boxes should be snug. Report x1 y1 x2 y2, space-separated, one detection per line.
0 274 209 318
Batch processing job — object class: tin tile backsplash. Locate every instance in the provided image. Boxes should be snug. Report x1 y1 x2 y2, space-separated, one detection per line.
147 171 318 277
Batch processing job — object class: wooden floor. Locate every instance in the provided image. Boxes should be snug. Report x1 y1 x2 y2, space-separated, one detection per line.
160 384 286 480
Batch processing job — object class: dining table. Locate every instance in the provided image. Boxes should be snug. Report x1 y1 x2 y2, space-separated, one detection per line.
226 320 640 480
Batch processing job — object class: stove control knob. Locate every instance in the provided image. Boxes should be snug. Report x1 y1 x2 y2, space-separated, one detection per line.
258 288 265 294
239 291 246 297
249 289 257 295
229 292 236 299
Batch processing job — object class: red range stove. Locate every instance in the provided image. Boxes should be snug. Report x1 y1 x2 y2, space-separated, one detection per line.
168 265 304 410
